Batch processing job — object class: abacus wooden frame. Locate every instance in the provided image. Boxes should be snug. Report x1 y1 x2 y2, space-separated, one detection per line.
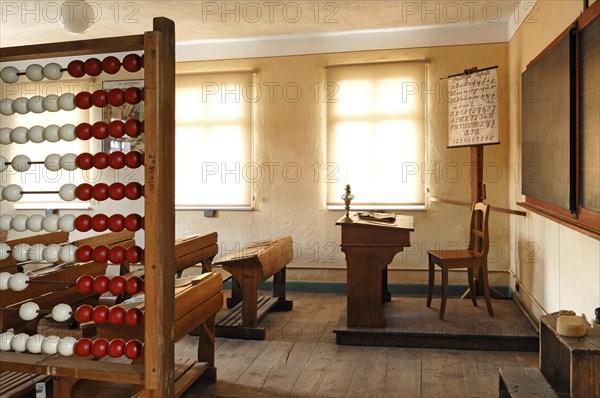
0 18 176 397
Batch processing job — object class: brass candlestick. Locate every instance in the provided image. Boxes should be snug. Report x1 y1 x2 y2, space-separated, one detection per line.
339 184 354 223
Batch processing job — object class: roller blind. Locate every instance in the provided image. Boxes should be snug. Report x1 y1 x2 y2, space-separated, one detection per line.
175 72 254 209
326 61 426 208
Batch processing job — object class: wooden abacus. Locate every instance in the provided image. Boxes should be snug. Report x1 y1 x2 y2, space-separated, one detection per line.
0 17 215 397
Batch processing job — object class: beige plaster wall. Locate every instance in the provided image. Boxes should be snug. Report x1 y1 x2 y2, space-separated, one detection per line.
508 0 600 322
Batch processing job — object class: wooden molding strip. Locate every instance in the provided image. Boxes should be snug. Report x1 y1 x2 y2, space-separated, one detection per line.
430 197 526 216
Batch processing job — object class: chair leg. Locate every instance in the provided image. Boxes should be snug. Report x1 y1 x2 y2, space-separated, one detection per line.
481 264 494 317
440 267 449 320
467 267 477 307
426 254 435 308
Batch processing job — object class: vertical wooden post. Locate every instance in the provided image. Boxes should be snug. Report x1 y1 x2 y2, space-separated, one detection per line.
143 17 176 396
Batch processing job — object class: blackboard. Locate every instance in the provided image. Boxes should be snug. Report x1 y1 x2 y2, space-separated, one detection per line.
521 30 576 210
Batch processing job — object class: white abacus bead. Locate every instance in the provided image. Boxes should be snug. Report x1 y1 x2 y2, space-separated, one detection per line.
10 214 29 232
0 271 11 289
0 66 19 83
43 244 61 262
27 125 45 143
44 153 62 171
19 301 40 321
41 335 60 355
41 214 59 232
43 63 63 80
0 331 15 351
11 333 29 352
10 126 29 144
58 214 76 232
0 98 13 116
59 244 76 263
2 184 23 202
26 334 45 354
0 127 11 144
42 94 60 112
58 184 77 201
0 185 4 201
28 243 46 262
12 244 30 263
58 93 75 111
12 97 29 115
59 124 76 141
11 154 31 172
0 215 11 231
27 95 45 113
0 244 9 262
43 125 60 142
26 214 44 232
52 303 72 322
60 153 78 171
25 64 43 81
0 155 7 173
8 272 29 291
57 336 76 356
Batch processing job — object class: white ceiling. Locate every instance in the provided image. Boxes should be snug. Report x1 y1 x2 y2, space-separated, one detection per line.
0 0 540 60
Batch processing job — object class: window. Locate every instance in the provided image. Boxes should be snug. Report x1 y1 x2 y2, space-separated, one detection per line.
175 71 254 209
326 61 426 209
2 79 92 209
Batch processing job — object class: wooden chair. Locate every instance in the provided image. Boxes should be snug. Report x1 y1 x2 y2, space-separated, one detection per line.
426 202 494 320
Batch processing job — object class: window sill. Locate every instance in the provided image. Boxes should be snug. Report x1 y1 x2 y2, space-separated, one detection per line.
326 204 426 211
175 206 253 211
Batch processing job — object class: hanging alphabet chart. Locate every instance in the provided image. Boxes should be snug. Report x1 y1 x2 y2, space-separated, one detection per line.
447 67 500 148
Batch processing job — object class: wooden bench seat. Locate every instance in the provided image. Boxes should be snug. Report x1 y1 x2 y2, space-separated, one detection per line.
499 367 559 397
213 236 294 340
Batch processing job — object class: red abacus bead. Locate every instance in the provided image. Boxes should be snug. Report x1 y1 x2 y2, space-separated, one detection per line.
67 60 85 78
76 153 93 170
124 151 143 168
124 339 142 360
108 275 126 295
92 152 109 169
91 306 109 324
74 338 92 357
75 123 92 140
108 182 125 200
76 245 93 262
92 183 109 201
92 245 109 263
90 338 109 358
102 56 121 74
91 90 108 107
125 276 143 295
84 58 102 77
75 304 93 323
107 214 125 232
124 308 142 326
91 214 108 232
108 246 125 264
75 183 92 201
92 275 110 294
125 182 143 200
74 91 92 109
108 88 125 106
107 120 124 138
108 307 126 326
91 121 108 140
108 151 125 169
123 54 141 72
124 87 141 104
140 54 145 68
124 119 141 137
75 274 93 293
125 246 142 264
107 338 125 358
74 214 92 232
124 213 142 231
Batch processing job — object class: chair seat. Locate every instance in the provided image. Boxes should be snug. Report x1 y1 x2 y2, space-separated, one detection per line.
427 249 482 266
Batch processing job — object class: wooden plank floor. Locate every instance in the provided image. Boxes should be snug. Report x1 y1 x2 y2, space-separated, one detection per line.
183 291 538 398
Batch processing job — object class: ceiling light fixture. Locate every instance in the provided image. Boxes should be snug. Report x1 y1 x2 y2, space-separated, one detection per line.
59 0 96 34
